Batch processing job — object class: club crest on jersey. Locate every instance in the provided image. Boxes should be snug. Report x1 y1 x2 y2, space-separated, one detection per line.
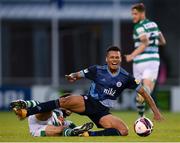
104 88 116 96
83 69 89 73
116 81 122 87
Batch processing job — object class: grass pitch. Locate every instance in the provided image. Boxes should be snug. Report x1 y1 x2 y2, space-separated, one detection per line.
0 111 180 142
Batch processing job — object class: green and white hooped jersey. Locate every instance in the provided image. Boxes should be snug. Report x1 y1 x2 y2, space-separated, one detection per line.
28 112 62 136
133 19 160 64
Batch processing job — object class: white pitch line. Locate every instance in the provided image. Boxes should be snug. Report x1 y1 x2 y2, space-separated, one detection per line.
1 142 180 143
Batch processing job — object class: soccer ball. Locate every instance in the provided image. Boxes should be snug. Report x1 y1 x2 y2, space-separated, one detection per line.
134 117 153 137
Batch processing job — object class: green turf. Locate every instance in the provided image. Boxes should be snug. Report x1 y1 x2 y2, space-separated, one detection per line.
0 111 180 142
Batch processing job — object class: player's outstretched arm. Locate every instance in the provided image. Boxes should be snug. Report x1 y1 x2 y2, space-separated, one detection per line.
44 125 65 136
137 86 164 121
65 72 83 82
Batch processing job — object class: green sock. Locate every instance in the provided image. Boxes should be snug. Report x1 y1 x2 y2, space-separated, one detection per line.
63 128 73 136
136 102 145 117
69 123 76 129
25 100 40 108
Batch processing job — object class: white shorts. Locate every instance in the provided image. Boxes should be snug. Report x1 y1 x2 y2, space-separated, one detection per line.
28 112 62 137
133 61 160 82
28 115 48 137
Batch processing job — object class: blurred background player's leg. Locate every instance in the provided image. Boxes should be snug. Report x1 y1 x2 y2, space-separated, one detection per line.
135 93 145 117
133 63 146 117
133 62 159 117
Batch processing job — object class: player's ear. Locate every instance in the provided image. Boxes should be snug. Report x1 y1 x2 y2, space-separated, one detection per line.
106 57 108 63
120 55 122 62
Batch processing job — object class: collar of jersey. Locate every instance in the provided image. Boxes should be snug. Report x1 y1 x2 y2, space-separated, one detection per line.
106 65 120 77
139 18 148 24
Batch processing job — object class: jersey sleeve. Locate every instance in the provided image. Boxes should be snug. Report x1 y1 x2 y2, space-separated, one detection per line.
79 65 97 81
126 74 142 91
153 22 160 32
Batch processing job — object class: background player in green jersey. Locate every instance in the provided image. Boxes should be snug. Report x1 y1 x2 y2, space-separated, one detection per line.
125 3 166 117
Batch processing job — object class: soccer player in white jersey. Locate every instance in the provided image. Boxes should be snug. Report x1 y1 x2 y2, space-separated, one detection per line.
10 99 93 137
125 3 166 116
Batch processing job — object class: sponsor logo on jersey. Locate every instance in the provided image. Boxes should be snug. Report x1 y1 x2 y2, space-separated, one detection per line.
144 22 157 29
104 88 116 96
116 81 122 87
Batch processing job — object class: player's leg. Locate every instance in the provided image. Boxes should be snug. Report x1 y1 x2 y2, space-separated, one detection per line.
63 122 94 136
150 81 158 105
10 99 41 109
12 94 85 119
60 95 85 113
135 80 156 117
136 61 160 117
133 63 145 117
81 96 128 136
136 94 146 117
143 79 155 93
10 99 27 109
10 99 53 120
45 123 93 137
88 114 128 136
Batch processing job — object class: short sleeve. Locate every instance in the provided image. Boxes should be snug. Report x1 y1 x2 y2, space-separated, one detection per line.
153 22 160 32
127 74 142 91
81 65 97 81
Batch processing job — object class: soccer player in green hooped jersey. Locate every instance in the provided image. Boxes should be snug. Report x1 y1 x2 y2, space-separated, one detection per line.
125 3 166 117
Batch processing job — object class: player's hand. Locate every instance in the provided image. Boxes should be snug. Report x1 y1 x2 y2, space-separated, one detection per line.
125 54 134 62
153 111 164 122
65 74 76 82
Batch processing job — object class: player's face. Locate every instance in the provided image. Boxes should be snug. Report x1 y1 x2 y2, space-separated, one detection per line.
131 9 143 23
106 51 121 72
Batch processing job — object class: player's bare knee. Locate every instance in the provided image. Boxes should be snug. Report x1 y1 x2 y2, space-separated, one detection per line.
120 129 129 136
59 96 71 107
116 125 129 136
99 117 112 128
60 95 81 107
